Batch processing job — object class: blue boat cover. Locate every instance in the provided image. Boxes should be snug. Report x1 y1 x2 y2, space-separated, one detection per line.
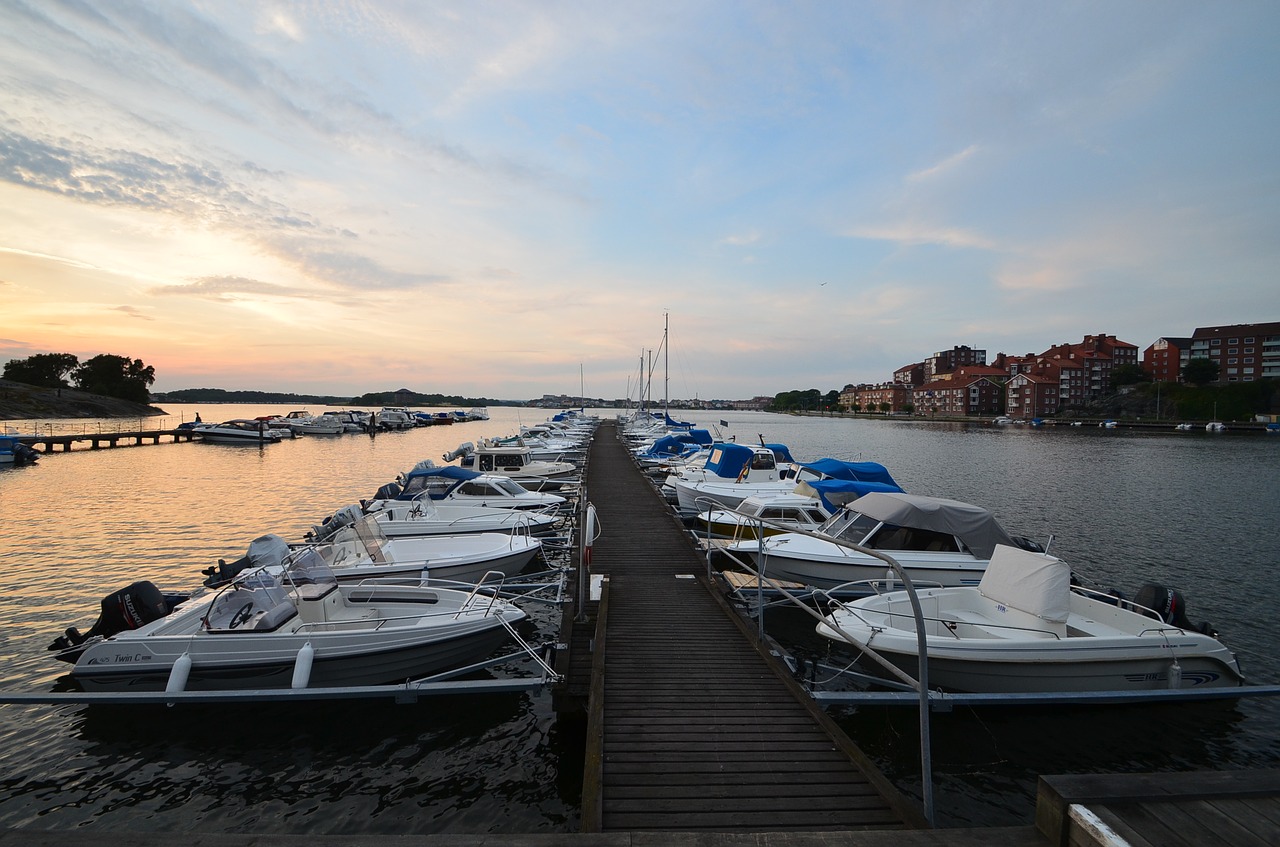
797 458 898 487
763 443 795 464
397 464 481 499
800 478 904 512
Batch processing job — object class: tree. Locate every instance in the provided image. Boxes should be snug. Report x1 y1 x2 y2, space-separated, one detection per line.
1110 364 1150 388
878 402 891 414
3 353 80 388
1182 357 1219 386
72 354 156 403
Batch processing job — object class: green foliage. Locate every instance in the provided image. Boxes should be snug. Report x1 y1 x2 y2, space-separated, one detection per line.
1110 363 1150 388
3 353 80 388
768 388 819 411
71 354 155 403
1182 357 1219 386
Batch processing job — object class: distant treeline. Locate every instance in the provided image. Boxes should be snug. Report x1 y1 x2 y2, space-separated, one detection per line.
155 387 523 407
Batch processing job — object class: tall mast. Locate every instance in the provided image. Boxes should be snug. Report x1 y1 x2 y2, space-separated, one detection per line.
664 311 669 420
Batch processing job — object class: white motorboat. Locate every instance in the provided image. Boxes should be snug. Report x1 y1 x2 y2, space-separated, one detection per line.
727 492 1045 591
672 447 900 515
206 517 543 587
48 546 526 691
390 463 567 511
308 497 559 541
693 492 832 540
443 440 578 491
815 544 1244 693
193 419 287 444
288 413 345 435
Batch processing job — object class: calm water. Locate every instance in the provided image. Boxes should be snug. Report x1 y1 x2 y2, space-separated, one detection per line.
1 407 1277 831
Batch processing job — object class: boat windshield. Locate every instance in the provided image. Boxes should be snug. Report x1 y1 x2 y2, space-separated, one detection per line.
492 477 531 495
280 546 340 592
821 510 881 543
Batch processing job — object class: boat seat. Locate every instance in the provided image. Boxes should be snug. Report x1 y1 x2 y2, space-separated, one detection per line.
943 608 1061 640
253 600 298 631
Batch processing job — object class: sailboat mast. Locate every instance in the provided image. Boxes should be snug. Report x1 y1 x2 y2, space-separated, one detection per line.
664 312 669 420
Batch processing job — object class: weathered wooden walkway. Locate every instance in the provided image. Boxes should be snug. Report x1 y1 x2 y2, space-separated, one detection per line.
578 420 927 833
17 428 197 452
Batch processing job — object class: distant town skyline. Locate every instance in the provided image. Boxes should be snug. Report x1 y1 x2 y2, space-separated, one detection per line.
2 3 1277 400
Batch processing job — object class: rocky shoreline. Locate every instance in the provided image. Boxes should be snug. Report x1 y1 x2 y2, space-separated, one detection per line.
0 378 166 421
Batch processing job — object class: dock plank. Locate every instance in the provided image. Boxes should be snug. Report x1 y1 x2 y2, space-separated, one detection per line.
580 420 923 833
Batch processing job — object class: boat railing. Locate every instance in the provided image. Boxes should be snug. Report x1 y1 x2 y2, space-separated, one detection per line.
1069 584 1191 633
455 570 510 619
831 602 1065 641
706 502 937 827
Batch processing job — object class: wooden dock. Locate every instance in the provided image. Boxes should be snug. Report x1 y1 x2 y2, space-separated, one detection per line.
17 429 198 452
575 420 928 833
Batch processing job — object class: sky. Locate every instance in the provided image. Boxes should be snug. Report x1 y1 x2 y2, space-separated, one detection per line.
1 1 1278 402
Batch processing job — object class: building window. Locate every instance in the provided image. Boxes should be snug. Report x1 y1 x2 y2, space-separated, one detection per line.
1245 357 1254 363
1245 337 1255 343
1229 358 1238 365
1211 339 1221 345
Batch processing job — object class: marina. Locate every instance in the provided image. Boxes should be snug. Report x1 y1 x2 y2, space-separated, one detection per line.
0 406 1277 836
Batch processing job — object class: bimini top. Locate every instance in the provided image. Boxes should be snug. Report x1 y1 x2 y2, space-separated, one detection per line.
849 492 1018 561
703 442 794 478
396 464 482 500
796 478 904 512
796 458 898 487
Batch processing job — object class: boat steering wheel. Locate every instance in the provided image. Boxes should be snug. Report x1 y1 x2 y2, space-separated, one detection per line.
228 602 255 629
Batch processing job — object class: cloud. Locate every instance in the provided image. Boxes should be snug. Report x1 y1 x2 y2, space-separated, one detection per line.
906 145 980 183
148 276 317 301
719 230 762 247
847 223 996 252
110 305 154 320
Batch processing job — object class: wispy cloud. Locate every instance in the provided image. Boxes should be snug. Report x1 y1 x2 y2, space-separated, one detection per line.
847 223 996 252
148 276 317 300
110 305 154 320
906 145 979 183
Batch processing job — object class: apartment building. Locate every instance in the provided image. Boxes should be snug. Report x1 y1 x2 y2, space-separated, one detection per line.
1143 337 1193 382
1185 322 1280 383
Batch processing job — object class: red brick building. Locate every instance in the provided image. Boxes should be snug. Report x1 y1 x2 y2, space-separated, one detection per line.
1186 322 1280 383
1142 337 1192 382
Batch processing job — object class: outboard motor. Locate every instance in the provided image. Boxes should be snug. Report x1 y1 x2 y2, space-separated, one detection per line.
305 504 363 543
1009 535 1045 553
372 481 402 501
201 533 292 587
12 442 40 464
1132 583 1217 636
48 580 178 653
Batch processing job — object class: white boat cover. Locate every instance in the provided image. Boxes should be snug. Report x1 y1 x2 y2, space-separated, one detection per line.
850 493 1018 559
977 544 1070 623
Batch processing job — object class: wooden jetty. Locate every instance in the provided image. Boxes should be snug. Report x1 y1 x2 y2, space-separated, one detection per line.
1037 769 1280 846
17 429 198 453
573 420 928 833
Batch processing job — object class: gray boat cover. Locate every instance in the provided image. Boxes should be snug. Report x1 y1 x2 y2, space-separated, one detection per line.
851 492 1017 560
978 545 1070 623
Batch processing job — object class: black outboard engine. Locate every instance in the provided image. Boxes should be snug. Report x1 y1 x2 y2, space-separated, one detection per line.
12 442 39 464
48 581 177 653
373 482 402 501
1132 583 1217 636
1009 535 1045 553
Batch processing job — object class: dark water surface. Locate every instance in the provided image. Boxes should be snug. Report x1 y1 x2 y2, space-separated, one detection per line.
1 408 1277 831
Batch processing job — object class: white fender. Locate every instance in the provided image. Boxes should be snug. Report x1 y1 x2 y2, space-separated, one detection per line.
165 652 192 693
583 502 599 568
291 641 315 689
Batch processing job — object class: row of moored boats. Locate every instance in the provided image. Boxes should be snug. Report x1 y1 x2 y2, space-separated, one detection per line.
622 411 1245 696
46 412 600 693
188 407 492 443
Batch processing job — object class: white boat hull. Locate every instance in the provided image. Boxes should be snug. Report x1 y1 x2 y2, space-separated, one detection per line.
818 586 1244 693
64 584 524 691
